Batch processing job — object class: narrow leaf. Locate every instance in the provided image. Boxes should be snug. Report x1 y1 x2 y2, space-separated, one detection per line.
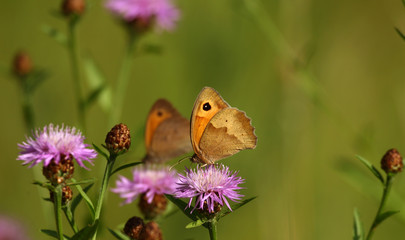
83 57 111 112
71 179 95 219
353 208 363 240
374 210 400 227
40 229 70 240
356 155 384 184
165 195 201 222
70 222 98 240
185 219 205 229
84 84 106 109
111 162 143 176
395 28 405 42
108 228 131 240
92 143 109 160
66 178 95 186
217 196 257 220
71 183 94 213
41 25 67 46
142 43 163 55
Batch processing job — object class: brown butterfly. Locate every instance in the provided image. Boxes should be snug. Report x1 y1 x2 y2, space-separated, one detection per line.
190 87 257 164
142 99 192 164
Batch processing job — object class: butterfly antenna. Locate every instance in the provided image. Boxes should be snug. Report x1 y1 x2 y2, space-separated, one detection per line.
169 156 191 171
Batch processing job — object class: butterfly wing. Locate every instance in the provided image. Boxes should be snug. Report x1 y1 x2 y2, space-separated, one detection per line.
190 87 230 160
198 108 257 164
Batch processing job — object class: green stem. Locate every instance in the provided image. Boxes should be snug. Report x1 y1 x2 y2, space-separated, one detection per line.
208 220 218 240
63 206 79 233
92 155 117 240
54 186 64 240
366 175 394 240
67 17 86 131
20 77 35 131
109 33 137 126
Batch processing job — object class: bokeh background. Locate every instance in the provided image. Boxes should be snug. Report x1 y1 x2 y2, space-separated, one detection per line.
1 0 405 239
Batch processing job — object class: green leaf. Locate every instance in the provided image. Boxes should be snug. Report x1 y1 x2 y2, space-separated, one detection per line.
216 196 257 220
26 69 48 93
83 57 111 112
41 24 67 46
108 228 131 240
92 143 109 160
395 28 405 42
71 182 94 213
66 178 95 186
40 229 70 240
356 155 384 184
185 219 205 229
71 178 95 219
70 221 99 240
33 180 54 190
142 43 163 55
374 210 400 227
352 208 363 240
402 0 405 8
111 162 143 176
165 195 201 222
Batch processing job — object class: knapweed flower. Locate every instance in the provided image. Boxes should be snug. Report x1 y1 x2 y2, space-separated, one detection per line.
0 215 30 240
105 0 180 31
112 165 177 204
17 124 97 169
175 164 245 213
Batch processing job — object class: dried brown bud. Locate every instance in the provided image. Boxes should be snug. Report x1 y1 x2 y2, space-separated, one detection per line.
381 148 403 174
138 194 167 220
42 157 74 185
124 216 144 239
62 0 85 16
105 123 131 154
139 221 162 240
13 51 32 77
50 186 73 204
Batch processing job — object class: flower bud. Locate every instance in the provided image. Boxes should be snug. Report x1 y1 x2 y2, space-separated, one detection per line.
381 148 403 174
139 221 162 240
198 201 222 218
124 216 144 239
62 0 85 16
138 193 167 220
13 51 32 77
105 123 131 154
42 157 74 185
50 186 73 204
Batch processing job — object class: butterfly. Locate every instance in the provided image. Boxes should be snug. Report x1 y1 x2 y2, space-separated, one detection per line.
190 87 257 164
142 99 193 164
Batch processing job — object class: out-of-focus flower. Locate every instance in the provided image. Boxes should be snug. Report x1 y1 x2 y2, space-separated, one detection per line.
17 124 97 169
62 0 86 16
175 164 244 213
105 0 180 31
111 165 177 204
124 216 144 239
139 221 162 240
13 51 32 77
0 215 30 240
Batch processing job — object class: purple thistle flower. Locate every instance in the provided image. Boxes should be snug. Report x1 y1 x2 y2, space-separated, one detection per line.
112 165 177 204
17 124 97 169
105 0 180 31
0 215 30 240
175 164 245 213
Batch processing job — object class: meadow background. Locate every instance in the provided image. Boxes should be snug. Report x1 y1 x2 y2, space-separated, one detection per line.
1 0 405 239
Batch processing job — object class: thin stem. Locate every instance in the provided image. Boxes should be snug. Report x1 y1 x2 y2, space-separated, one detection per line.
20 77 35 131
63 206 79 233
109 33 137 126
366 175 394 240
208 220 218 240
54 186 64 240
67 17 86 131
92 154 117 240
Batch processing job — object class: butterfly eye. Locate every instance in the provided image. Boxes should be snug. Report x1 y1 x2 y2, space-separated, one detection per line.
202 102 211 111
157 111 163 117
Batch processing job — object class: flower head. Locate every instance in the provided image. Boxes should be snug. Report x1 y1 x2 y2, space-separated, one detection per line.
0 215 30 240
105 0 180 31
175 164 244 213
17 124 97 169
112 165 177 204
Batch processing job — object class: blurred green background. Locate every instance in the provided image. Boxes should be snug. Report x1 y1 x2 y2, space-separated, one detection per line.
2 0 405 239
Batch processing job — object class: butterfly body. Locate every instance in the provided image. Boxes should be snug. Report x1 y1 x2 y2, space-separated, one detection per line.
190 87 257 164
